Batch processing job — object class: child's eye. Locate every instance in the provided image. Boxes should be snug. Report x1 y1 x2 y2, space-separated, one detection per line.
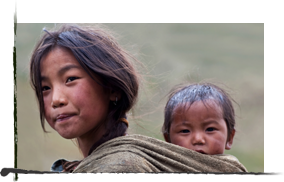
42 86 50 92
180 129 190 133
66 77 78 83
206 127 216 132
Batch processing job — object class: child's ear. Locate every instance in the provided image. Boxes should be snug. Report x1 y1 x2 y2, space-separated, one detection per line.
225 128 235 150
163 133 171 143
109 89 121 102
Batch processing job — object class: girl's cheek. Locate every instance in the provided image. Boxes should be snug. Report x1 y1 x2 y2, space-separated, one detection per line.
45 112 52 127
46 119 54 129
43 99 53 127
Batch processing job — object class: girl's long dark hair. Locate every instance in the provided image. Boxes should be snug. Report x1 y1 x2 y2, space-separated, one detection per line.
30 24 141 172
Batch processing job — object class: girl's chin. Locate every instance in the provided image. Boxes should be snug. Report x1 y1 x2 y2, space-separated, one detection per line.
61 135 77 140
62 136 75 139
57 131 77 139
54 126 76 139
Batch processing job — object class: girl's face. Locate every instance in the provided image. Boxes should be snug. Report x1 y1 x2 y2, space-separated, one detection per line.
165 101 234 155
40 47 111 140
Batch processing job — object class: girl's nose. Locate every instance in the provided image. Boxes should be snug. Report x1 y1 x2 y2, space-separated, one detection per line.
51 88 68 109
192 132 205 145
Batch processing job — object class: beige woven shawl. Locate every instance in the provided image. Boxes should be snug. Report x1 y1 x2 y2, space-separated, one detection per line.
73 134 247 173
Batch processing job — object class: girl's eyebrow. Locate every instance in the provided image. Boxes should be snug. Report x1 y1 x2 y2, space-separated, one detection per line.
57 64 81 76
41 64 81 81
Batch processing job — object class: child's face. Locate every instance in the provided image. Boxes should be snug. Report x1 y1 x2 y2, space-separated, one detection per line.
40 47 112 140
165 101 234 155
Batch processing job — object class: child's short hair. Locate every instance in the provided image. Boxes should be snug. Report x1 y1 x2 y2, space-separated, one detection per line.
162 83 236 141
30 24 141 153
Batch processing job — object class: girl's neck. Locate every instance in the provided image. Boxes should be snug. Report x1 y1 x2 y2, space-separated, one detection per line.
77 123 106 158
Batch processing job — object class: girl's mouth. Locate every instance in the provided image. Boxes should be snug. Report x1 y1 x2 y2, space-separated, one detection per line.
56 114 75 122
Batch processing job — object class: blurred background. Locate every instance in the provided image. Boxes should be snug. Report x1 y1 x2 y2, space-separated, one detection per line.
16 23 263 172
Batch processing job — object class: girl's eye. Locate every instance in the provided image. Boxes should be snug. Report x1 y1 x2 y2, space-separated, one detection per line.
180 129 190 133
206 127 216 132
42 86 50 92
66 77 78 83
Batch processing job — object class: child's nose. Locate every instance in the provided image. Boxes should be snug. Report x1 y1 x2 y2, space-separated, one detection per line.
51 87 68 108
192 132 205 145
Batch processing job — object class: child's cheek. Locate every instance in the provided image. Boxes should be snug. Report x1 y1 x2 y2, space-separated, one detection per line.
171 135 187 148
210 138 225 155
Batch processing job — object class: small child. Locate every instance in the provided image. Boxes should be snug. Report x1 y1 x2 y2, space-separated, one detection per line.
162 83 237 156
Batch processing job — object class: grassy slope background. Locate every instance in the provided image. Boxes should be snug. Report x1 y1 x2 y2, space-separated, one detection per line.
16 23 263 172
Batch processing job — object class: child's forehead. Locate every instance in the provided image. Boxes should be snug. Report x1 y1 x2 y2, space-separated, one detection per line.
173 100 223 117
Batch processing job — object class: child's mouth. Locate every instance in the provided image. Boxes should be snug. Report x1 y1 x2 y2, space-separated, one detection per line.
194 150 206 154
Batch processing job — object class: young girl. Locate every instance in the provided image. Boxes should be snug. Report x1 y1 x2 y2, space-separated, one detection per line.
30 24 247 173
162 82 247 170
30 24 140 172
